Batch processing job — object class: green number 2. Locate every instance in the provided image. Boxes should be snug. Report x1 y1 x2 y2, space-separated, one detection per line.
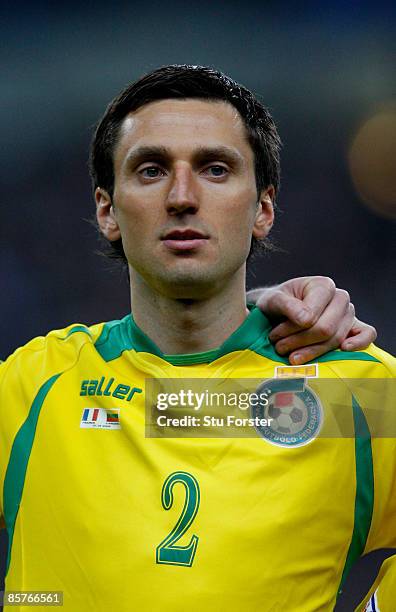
156 471 200 567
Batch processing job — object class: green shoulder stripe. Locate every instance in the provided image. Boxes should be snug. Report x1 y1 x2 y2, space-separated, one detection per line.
3 373 62 575
314 351 380 364
62 325 92 340
94 316 159 362
252 342 380 365
338 395 374 596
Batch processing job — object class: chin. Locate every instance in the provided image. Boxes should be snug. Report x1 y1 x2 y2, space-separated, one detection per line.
155 271 218 299
165 279 214 299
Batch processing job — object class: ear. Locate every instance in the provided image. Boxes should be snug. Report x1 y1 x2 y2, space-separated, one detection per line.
252 185 275 239
95 187 121 241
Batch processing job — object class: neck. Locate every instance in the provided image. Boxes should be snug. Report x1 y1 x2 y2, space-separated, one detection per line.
129 270 249 355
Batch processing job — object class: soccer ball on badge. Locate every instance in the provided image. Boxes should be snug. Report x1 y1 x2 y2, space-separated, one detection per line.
267 392 308 435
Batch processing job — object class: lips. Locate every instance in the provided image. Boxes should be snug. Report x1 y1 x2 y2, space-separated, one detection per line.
161 228 209 251
163 229 207 240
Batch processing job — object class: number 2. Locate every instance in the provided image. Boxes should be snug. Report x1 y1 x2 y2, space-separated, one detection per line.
156 471 200 567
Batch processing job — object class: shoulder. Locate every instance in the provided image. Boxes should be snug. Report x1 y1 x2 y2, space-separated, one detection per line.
0 318 125 389
315 343 396 378
364 344 396 375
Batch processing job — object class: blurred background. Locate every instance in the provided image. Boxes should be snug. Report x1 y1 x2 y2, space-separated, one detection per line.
1 0 395 609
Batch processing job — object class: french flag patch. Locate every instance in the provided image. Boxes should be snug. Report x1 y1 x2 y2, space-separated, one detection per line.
80 408 121 429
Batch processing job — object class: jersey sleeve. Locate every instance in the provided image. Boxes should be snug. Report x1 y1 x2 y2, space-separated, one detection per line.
0 354 28 523
0 337 56 523
364 347 396 553
324 344 396 597
354 346 396 608
0 324 99 524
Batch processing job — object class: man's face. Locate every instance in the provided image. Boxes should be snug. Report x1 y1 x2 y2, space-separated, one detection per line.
96 98 274 298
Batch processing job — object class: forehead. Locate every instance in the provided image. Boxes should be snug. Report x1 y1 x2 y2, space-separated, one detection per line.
114 99 253 164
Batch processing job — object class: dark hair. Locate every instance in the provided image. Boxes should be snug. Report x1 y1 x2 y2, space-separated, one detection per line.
89 64 281 263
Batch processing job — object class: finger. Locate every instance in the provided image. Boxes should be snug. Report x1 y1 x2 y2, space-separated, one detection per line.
340 319 377 351
274 302 355 355
299 277 338 325
269 286 349 342
269 320 302 342
245 288 263 305
288 341 336 365
256 291 313 327
287 308 359 364
269 285 347 341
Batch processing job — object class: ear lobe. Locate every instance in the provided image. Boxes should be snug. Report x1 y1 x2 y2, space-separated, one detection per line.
252 186 275 239
95 187 121 242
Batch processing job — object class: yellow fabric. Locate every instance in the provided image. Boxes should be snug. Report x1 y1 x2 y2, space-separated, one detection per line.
1 310 395 611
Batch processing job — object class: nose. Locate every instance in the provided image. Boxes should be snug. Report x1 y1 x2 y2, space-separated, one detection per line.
166 164 199 214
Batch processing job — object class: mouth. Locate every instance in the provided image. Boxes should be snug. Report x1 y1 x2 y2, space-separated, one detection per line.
161 229 209 252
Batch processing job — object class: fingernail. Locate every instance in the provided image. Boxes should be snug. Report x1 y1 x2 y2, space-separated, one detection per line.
291 353 302 365
343 342 352 350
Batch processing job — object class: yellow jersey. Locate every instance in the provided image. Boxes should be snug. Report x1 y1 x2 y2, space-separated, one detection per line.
1 306 395 611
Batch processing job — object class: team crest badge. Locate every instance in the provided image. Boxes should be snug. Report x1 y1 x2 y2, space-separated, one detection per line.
251 378 323 447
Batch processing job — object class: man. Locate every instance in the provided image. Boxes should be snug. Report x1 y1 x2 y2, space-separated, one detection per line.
0 65 393 611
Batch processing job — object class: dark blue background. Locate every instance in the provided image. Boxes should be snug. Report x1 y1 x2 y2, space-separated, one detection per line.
1 1 395 609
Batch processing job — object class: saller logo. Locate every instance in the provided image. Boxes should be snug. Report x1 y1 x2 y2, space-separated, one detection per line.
251 378 323 447
80 377 142 401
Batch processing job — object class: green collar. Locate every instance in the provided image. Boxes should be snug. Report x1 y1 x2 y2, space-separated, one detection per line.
93 304 379 365
126 304 271 365
94 304 381 366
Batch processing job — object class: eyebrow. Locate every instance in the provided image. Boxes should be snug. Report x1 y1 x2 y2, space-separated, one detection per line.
124 145 245 168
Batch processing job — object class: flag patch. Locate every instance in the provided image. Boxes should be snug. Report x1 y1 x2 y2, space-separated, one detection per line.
80 408 121 429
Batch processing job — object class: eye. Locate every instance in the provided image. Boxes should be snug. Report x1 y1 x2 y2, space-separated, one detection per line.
204 165 228 178
138 165 165 179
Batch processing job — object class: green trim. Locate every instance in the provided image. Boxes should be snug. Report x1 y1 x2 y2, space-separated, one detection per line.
338 395 374 595
163 306 271 365
314 351 380 364
163 348 221 366
94 307 379 366
252 343 289 364
253 343 380 365
95 316 162 362
3 373 62 575
63 325 92 340
95 306 272 365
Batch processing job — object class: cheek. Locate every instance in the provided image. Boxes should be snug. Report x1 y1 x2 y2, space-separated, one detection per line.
113 207 150 261
216 197 257 243
115 195 154 234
